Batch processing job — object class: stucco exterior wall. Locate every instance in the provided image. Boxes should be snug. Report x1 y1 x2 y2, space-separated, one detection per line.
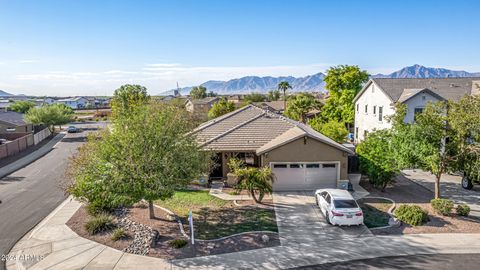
354 82 395 143
403 91 441 123
260 136 349 179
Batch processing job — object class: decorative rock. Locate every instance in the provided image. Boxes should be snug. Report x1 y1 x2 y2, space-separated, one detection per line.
113 207 157 255
261 234 270 243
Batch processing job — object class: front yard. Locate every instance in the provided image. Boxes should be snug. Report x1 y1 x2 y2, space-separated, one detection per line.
155 190 277 240
360 174 480 235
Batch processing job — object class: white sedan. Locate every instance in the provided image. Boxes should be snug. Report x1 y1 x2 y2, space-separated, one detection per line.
315 189 363 226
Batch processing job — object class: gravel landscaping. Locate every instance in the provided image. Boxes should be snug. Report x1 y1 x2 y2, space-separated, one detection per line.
67 191 279 259
360 174 480 235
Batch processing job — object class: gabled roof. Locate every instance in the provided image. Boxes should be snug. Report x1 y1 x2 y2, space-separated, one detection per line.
192 105 353 154
397 88 446 103
0 111 27 126
188 97 219 105
354 77 479 103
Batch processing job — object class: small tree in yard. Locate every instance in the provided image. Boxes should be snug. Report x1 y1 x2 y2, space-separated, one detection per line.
356 129 398 191
309 117 348 143
111 84 150 119
284 93 321 123
208 98 235 119
234 167 275 203
25 103 74 132
68 103 210 218
190 86 207 99
10 100 36 113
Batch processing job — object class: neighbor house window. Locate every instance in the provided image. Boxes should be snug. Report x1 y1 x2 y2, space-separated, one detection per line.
373 106 376 115
355 128 358 139
378 106 383 121
356 103 359 112
364 105 368 113
422 95 426 101
414 107 424 121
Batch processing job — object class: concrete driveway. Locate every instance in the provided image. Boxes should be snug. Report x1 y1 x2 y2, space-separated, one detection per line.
273 191 372 247
403 170 480 218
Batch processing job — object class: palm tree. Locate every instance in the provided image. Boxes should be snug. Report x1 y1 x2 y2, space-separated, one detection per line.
284 93 321 123
278 81 292 111
234 167 275 203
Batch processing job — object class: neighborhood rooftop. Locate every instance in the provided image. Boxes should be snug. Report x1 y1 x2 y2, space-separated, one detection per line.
192 104 353 154
367 77 480 103
0 111 28 126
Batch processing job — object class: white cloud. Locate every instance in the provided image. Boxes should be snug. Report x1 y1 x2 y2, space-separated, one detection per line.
19 60 39 64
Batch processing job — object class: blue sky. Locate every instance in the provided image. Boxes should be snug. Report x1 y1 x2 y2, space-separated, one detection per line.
1 0 479 96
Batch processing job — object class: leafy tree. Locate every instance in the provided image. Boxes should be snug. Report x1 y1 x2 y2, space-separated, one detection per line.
397 102 457 198
447 95 480 187
111 84 150 119
243 92 266 103
10 100 36 113
68 103 210 218
278 81 292 110
320 65 369 126
309 118 348 143
206 91 218 97
190 86 207 99
234 167 275 203
267 90 281 101
208 98 236 119
25 103 74 132
356 129 398 191
284 93 321 123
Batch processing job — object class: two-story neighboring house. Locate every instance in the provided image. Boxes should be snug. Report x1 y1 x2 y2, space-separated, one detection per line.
353 77 480 143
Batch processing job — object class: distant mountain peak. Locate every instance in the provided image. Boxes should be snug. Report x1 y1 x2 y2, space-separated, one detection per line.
0 90 14 96
158 65 480 95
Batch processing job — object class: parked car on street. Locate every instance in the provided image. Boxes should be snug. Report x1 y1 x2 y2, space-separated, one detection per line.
315 189 363 226
67 126 78 133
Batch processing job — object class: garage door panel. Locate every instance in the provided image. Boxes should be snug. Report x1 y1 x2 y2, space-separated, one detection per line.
272 162 338 191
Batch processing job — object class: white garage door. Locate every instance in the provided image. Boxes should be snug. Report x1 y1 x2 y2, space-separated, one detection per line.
271 162 338 191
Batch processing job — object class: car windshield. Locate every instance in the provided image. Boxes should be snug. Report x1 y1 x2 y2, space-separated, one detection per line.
333 199 357 208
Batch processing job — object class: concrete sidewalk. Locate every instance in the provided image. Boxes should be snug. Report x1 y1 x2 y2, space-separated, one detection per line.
7 197 480 270
0 133 65 180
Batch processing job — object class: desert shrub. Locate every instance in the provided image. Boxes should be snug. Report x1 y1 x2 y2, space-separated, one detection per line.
84 214 115 235
111 228 127 241
430 198 454 216
168 238 188 248
456 204 470 216
394 205 429 226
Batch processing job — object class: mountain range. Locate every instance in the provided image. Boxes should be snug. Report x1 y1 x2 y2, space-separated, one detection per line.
161 64 480 95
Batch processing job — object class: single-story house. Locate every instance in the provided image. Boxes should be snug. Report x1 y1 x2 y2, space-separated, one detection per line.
185 97 220 120
353 77 480 143
56 97 89 109
192 104 354 191
0 111 33 133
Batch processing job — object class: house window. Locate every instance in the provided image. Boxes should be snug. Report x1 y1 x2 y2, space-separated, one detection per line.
273 164 287 168
355 127 358 139
322 164 336 168
414 107 424 121
378 106 383 121
356 103 359 112
364 105 368 114
373 106 376 115
289 164 302 168
306 164 320 168
422 95 426 101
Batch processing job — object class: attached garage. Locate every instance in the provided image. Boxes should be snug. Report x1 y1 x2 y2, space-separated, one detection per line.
271 162 339 191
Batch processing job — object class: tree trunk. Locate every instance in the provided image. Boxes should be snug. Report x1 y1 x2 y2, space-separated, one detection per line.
148 200 155 219
283 90 287 112
258 192 265 203
250 190 260 204
434 174 441 199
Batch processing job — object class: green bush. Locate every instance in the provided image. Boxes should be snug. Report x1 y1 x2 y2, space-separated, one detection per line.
430 198 454 216
111 228 127 241
456 204 470 216
394 205 429 226
168 238 188 249
84 214 115 235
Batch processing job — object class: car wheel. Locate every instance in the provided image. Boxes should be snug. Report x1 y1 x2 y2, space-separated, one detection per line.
325 213 331 225
462 176 474 190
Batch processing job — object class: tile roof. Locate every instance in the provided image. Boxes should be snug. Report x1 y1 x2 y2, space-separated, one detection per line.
0 111 27 126
189 97 219 105
192 104 353 154
371 77 479 102
253 101 285 112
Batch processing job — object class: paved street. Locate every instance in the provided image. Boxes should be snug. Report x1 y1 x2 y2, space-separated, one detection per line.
0 122 106 270
292 253 480 270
